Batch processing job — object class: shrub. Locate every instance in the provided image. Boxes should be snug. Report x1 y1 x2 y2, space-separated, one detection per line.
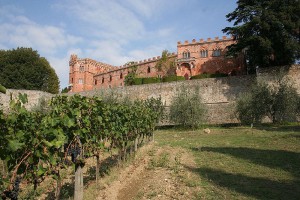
190 73 228 80
236 82 272 124
133 78 143 85
162 75 185 82
142 77 161 84
271 81 299 123
169 85 206 129
236 79 300 124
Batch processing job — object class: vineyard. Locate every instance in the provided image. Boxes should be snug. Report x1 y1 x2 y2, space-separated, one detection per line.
0 94 163 200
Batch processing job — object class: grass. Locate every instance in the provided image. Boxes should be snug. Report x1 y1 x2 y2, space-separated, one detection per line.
154 125 300 200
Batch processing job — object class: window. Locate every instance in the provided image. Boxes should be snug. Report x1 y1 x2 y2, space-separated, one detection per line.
79 66 84 72
200 50 208 58
109 75 112 82
120 73 123 79
147 66 151 73
183 51 190 58
71 78 73 83
94 79 97 85
102 77 104 84
78 78 83 84
212 49 221 57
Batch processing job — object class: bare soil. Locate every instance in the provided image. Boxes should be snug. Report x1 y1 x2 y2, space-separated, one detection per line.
96 143 201 200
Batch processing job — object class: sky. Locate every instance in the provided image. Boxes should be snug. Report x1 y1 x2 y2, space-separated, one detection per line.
0 0 238 89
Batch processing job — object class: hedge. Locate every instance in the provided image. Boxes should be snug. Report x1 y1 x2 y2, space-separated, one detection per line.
190 73 228 80
162 75 185 82
133 78 143 85
142 77 161 84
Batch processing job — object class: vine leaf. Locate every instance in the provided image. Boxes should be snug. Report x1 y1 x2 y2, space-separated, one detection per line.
8 139 24 151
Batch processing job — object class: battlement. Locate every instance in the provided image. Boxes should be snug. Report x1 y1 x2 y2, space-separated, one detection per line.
93 52 177 76
177 36 233 46
118 53 176 68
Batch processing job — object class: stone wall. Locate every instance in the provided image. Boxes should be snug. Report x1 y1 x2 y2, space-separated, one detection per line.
1 65 299 124
74 75 256 124
0 89 53 112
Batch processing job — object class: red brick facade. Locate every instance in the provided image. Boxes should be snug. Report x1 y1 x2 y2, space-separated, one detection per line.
69 36 245 92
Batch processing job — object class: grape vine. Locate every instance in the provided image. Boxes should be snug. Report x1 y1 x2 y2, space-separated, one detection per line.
0 93 163 200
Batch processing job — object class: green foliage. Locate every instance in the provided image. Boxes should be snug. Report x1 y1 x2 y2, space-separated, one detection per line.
124 62 138 86
236 79 300 124
142 77 162 84
169 85 206 129
0 93 66 198
61 87 69 93
125 75 185 86
0 84 6 94
190 73 228 80
0 48 60 93
155 50 176 76
0 93 163 198
162 75 185 82
271 80 300 123
133 77 143 85
236 83 272 124
223 0 300 71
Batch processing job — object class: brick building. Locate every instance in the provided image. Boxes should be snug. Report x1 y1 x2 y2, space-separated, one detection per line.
69 36 245 92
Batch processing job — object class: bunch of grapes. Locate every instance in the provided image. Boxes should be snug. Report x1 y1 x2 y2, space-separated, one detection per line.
70 145 81 163
4 176 21 200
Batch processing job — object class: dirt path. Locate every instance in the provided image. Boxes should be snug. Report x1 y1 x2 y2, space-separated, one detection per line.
96 143 201 200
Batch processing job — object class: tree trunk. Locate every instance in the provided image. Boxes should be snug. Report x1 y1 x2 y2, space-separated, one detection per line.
55 171 61 200
74 164 84 200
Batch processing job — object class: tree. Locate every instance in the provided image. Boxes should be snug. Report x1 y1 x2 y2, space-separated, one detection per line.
169 85 206 129
223 0 300 72
235 78 300 124
124 62 137 86
155 50 176 77
0 48 60 93
61 87 70 93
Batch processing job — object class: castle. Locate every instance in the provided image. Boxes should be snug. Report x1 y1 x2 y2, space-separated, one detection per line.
68 36 245 92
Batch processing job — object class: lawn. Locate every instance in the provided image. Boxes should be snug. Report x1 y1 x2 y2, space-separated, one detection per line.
154 125 300 200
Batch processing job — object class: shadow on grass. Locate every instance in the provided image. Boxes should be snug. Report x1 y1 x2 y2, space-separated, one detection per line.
195 147 300 178
184 166 300 200
255 124 300 132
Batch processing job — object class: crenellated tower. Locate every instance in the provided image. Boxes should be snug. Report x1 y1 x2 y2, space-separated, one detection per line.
68 54 115 92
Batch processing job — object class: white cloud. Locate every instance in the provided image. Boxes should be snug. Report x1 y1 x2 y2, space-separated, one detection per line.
57 0 145 41
0 21 82 55
124 0 162 18
0 1 180 89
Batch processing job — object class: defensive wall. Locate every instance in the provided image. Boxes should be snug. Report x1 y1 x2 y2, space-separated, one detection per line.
1 65 300 124
0 89 54 112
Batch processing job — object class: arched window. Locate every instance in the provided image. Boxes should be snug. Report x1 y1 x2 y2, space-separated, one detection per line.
182 51 190 59
94 79 97 85
212 49 221 57
200 50 208 58
120 73 123 79
102 77 104 84
79 66 84 72
147 66 151 73
109 75 112 82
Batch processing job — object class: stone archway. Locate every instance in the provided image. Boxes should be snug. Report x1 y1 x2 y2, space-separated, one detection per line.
180 63 192 80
